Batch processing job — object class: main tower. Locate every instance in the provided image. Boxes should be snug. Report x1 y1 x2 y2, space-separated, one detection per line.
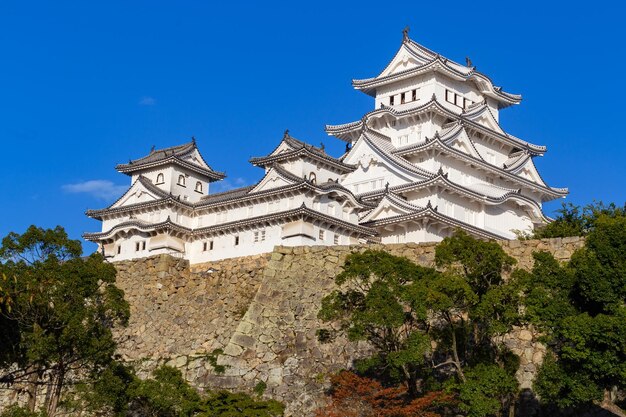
327 29 567 242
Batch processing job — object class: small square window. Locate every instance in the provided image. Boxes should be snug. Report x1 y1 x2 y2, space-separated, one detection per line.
334 234 340 245
261 230 266 241
254 231 259 243
319 230 325 241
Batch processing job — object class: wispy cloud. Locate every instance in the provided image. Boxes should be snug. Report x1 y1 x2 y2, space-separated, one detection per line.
139 96 156 106
212 177 248 193
62 180 127 201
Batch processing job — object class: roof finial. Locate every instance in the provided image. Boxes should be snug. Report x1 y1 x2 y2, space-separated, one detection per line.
402 26 410 42
427 200 432 209
191 136 196 145
385 182 389 193
150 145 156 153
283 129 290 138
320 142 325 153
465 56 473 67
345 142 352 153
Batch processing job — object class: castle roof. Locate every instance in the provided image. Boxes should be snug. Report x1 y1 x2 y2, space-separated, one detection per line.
326 96 546 155
115 139 226 181
351 36 521 108
361 190 507 240
84 202 376 242
249 131 355 173
358 170 549 223
86 165 373 220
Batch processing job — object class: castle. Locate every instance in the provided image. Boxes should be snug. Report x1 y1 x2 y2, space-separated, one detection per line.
84 31 567 263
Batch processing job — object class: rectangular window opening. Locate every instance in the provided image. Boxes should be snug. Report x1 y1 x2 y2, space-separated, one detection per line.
234 236 240 246
209 241 214 250
412 89 417 101
318 230 325 241
389 95 395 105
400 92 406 104
334 234 340 245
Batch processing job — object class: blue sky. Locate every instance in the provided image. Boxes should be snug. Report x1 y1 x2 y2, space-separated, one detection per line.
0 1 623 254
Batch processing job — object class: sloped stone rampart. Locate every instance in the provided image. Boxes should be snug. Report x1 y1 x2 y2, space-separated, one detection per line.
113 253 269 361
1 238 583 415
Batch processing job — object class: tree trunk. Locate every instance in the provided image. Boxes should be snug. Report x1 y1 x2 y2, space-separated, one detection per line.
450 323 466 382
25 366 39 412
45 368 65 417
599 389 626 417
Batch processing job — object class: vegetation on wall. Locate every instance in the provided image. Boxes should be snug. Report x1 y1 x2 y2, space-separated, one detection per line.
318 203 626 417
0 226 285 417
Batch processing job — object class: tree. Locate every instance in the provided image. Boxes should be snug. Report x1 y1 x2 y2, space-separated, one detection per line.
318 231 522 416
522 212 626 414
0 226 129 416
533 201 626 238
314 371 451 417
318 250 436 394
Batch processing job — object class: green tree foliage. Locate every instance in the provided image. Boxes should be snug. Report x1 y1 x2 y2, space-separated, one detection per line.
533 201 626 238
522 211 626 412
0 406 47 417
456 364 518 417
127 366 202 417
67 364 285 417
0 226 129 416
318 231 522 416
198 390 285 417
318 250 435 394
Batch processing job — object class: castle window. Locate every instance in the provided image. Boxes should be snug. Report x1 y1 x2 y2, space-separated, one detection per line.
400 92 406 104
135 242 140 252
389 95 395 105
319 230 325 241
210 240 214 250
412 89 417 101
446 89 455 103
156 173 164 184
334 234 340 245
195 181 203 193
178 175 186 187
309 172 317 184
117 246 121 254
142 241 146 250
203 242 207 251
234 235 239 246
254 230 266 243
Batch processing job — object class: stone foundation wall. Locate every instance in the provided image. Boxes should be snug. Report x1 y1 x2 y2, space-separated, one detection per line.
113 253 269 361
0 237 586 415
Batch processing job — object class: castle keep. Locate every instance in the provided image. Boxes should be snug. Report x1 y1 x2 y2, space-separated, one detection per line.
85 31 567 263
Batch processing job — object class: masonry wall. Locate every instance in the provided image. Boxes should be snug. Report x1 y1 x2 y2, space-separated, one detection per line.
108 237 584 416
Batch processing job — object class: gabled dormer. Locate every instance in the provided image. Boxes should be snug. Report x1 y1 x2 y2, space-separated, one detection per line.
115 139 225 203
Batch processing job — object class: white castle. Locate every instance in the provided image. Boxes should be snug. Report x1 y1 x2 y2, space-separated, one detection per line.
85 31 567 263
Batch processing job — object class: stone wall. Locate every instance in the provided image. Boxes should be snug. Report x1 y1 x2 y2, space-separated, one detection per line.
113 253 269 362
109 237 584 416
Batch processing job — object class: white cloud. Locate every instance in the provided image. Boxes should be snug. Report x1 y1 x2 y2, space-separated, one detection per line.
62 180 127 201
212 177 248 193
139 96 156 106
